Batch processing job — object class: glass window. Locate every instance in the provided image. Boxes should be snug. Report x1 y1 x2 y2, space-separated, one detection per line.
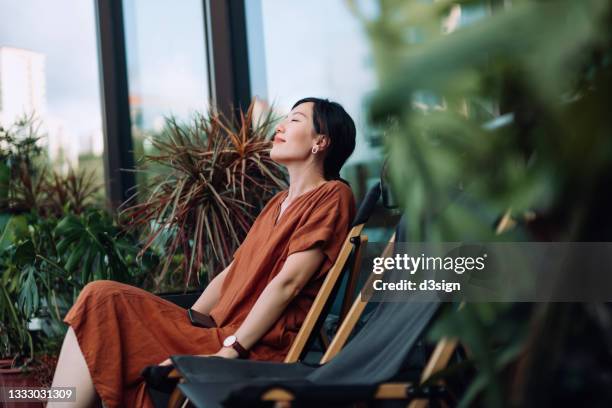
122 0 209 174
0 0 105 194
246 0 382 198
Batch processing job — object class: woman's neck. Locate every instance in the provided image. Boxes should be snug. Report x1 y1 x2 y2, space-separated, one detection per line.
285 165 327 201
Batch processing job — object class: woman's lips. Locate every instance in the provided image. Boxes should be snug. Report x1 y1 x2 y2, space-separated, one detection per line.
273 136 286 143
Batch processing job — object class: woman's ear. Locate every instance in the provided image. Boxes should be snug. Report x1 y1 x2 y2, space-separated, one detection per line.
316 135 331 152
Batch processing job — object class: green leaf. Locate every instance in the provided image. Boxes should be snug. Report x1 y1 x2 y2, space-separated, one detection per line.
0 215 29 251
54 214 82 236
64 243 86 272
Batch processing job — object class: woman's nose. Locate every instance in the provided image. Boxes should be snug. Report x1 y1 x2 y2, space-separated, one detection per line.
275 123 285 134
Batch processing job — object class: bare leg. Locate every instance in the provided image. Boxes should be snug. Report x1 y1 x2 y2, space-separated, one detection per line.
48 326 100 408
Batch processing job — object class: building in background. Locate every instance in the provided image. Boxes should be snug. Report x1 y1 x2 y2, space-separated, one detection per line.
0 46 81 171
0 46 46 124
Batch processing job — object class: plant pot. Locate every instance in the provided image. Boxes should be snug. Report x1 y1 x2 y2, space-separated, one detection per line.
0 358 22 374
0 358 45 408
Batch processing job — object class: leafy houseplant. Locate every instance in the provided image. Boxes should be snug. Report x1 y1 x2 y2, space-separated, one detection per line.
0 209 154 386
1 116 48 368
353 0 612 406
121 101 287 287
0 115 154 384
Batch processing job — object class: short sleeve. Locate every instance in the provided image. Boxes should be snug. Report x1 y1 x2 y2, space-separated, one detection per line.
286 189 353 262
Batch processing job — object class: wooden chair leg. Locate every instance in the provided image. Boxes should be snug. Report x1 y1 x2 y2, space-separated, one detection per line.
407 338 459 408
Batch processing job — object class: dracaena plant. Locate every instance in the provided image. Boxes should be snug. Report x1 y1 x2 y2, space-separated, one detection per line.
121 101 287 288
1 115 101 217
45 168 100 217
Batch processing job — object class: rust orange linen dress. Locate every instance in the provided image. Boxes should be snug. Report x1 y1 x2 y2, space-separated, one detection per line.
63 180 355 407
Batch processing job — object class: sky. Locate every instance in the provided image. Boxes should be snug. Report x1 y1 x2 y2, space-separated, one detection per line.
0 0 102 140
122 0 208 129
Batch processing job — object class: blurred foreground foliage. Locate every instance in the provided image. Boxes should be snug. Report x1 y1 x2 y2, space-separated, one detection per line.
354 0 612 406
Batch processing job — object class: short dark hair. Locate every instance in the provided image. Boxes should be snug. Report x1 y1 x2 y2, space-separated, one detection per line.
292 97 356 183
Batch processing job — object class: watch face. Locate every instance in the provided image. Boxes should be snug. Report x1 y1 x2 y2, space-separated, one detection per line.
223 335 236 347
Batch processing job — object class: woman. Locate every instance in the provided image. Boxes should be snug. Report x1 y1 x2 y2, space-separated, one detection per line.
49 97 357 407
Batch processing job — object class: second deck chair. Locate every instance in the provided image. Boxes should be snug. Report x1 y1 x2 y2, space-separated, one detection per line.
144 182 383 407
169 218 460 408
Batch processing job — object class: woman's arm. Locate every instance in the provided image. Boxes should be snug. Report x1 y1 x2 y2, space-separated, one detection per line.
191 261 233 314
159 251 323 365
215 247 325 357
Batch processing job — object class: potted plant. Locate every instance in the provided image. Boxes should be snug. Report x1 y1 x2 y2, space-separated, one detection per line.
121 101 287 289
0 115 157 389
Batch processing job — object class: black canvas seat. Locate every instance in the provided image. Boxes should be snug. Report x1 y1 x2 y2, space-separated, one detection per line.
173 299 439 407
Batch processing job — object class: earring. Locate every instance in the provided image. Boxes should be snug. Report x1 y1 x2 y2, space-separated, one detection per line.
311 146 319 154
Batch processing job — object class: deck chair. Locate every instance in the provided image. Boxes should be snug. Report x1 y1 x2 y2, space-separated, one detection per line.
168 217 461 408
144 182 384 407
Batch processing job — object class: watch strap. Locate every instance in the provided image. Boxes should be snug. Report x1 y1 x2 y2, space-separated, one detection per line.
231 339 249 359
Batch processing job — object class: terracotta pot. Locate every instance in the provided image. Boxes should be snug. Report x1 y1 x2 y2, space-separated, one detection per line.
0 359 22 374
0 359 45 408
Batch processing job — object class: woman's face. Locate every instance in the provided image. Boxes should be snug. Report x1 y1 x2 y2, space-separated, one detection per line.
270 102 320 164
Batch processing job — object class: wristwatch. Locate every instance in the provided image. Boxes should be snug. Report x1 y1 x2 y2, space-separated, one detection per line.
222 335 249 359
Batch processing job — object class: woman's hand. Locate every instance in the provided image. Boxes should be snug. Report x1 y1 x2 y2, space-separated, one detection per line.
158 347 238 366
211 347 239 359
